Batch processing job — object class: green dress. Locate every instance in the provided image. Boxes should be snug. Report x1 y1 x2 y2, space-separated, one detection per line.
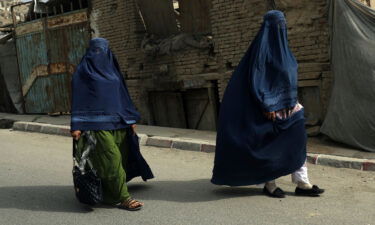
76 129 131 204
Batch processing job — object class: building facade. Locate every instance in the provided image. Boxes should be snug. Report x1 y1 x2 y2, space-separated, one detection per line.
88 0 332 131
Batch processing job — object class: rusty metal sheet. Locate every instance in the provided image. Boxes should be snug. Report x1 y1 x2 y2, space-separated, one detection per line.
15 31 50 113
15 20 43 36
136 0 178 37
15 11 89 113
44 23 89 112
179 0 212 33
47 10 87 29
21 63 75 96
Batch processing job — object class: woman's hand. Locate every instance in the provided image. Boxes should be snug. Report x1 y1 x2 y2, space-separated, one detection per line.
131 124 137 135
71 130 82 140
264 111 276 121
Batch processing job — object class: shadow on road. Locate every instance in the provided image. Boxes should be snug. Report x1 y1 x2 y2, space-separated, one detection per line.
0 185 93 213
0 180 265 212
128 179 263 202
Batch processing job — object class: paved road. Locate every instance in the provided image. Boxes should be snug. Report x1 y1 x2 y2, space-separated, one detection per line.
0 130 374 225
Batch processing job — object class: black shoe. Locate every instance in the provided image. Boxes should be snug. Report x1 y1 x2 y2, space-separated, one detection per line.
263 186 286 198
295 185 325 197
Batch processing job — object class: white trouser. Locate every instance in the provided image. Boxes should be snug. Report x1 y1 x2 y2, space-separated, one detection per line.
259 162 310 187
291 162 310 184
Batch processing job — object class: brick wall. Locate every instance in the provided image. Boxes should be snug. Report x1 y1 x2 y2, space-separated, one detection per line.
90 0 332 127
278 0 331 121
90 0 218 124
210 0 267 100
89 0 147 119
211 0 331 124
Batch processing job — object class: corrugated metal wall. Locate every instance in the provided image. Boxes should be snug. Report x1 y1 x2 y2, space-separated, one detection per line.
14 10 89 113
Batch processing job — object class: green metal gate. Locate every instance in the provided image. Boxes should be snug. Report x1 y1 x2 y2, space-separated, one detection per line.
13 8 90 113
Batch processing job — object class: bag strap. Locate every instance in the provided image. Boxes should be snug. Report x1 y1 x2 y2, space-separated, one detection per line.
73 139 77 158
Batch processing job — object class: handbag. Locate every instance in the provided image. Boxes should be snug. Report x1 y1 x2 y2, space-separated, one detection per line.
72 131 103 205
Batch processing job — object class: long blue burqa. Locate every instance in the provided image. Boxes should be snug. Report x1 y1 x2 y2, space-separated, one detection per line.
71 38 153 182
211 11 307 186
71 38 140 131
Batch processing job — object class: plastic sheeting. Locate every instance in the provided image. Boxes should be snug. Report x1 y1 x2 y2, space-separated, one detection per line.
33 0 49 13
0 40 24 113
321 0 375 152
141 33 213 57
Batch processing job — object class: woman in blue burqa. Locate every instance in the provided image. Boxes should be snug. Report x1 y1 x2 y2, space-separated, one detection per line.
211 10 324 198
71 38 153 210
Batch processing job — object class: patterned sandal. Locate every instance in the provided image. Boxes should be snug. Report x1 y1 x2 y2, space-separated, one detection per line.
118 198 143 211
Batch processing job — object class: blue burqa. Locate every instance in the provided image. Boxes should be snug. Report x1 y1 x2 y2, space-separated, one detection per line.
71 38 140 131
211 10 307 186
71 38 153 181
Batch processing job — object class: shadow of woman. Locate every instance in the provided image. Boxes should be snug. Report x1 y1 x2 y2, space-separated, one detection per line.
127 179 263 203
0 185 93 213
0 180 265 212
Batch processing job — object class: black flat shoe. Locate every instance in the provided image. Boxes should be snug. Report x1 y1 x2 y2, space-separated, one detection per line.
295 185 325 197
263 186 286 198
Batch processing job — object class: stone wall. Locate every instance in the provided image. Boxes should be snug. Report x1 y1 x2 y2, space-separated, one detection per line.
0 0 25 26
89 0 332 129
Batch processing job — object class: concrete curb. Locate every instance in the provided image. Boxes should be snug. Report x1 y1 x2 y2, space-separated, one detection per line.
306 154 375 171
10 121 375 172
146 136 215 153
13 121 148 143
13 121 71 137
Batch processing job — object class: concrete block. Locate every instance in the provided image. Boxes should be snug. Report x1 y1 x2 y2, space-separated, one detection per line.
137 134 148 146
40 124 57 135
201 144 216 153
12 121 28 131
25 122 42 133
146 137 172 148
362 161 375 171
40 124 70 136
172 140 201 152
317 155 363 170
59 127 71 137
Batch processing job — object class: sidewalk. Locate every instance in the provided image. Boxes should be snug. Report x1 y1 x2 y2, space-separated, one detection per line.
1 112 374 171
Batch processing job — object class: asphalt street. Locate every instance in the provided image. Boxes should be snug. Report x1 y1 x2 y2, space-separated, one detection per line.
0 130 374 225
